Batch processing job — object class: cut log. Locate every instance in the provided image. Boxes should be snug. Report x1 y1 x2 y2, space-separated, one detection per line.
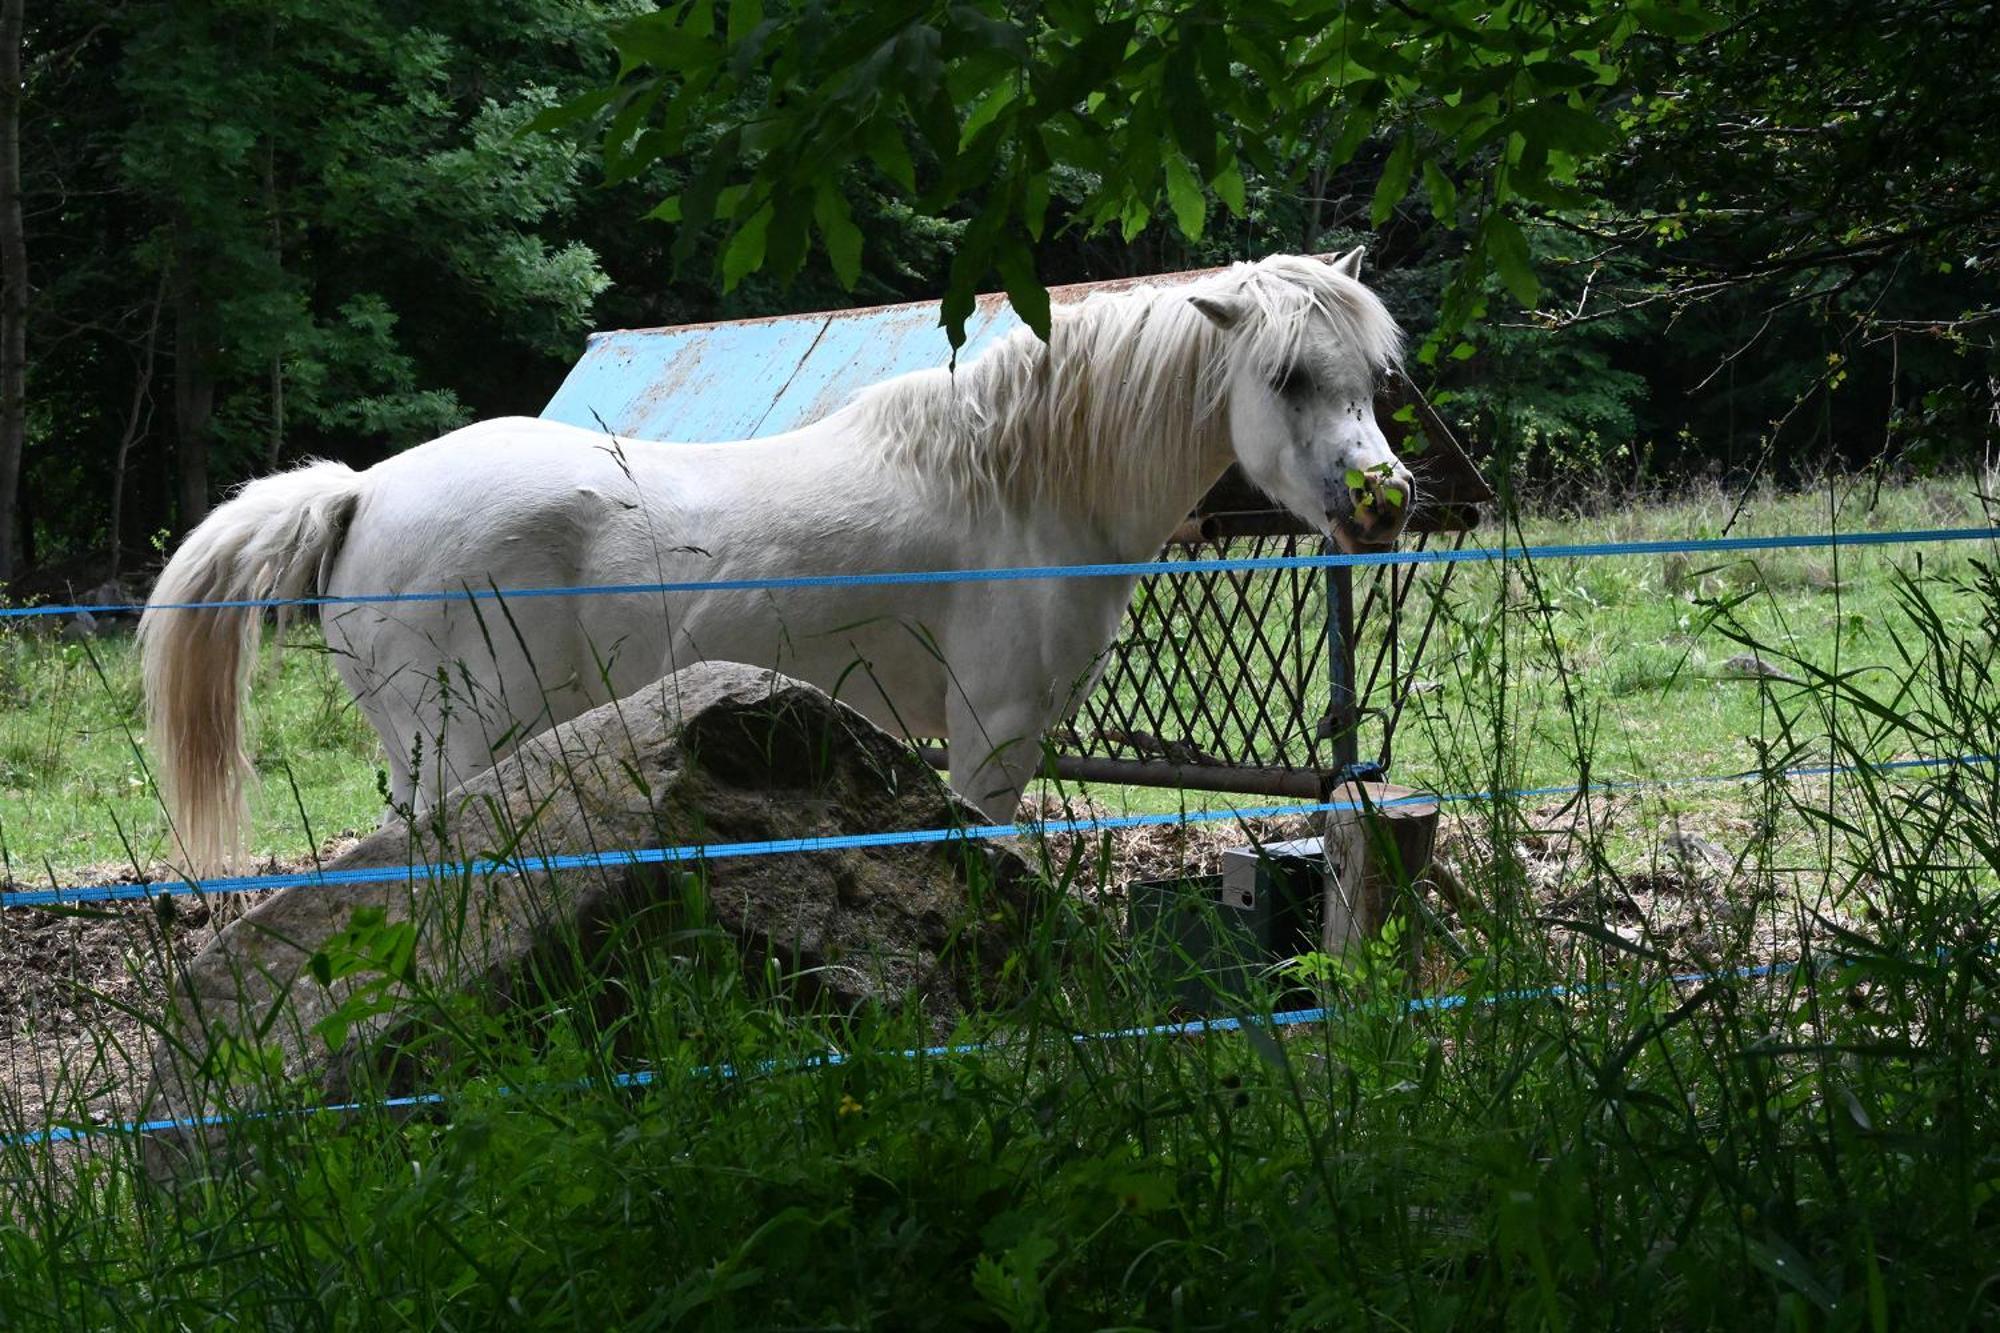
1320 780 1441 956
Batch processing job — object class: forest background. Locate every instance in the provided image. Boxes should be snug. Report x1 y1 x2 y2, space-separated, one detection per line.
1 0 1995 592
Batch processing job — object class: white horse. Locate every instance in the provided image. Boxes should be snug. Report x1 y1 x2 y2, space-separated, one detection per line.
140 250 1413 873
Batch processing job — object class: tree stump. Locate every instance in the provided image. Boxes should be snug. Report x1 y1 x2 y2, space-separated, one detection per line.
1320 780 1441 957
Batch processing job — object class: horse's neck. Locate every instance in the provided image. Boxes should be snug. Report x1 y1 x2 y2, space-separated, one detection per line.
1099 451 1234 558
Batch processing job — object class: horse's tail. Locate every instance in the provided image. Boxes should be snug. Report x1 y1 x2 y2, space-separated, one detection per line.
139 461 365 876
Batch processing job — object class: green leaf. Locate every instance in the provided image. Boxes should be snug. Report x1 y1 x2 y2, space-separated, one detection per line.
1542 915 1666 962
1022 172 1051 240
1422 160 1458 221
945 4 1031 61
1119 191 1150 242
814 186 864 289
942 223 995 352
1164 47 1216 175
1522 58 1599 90
1105 1169 1176 1216
613 14 716 76
1485 213 1541 308
894 23 946 100
1326 108 1376 171
1210 154 1246 215
959 80 1018 151
1240 1018 1290 1075
721 203 773 292
647 194 683 223
1629 1 1728 40
1370 134 1415 228
997 233 1050 341
602 84 667 183
1163 153 1206 241
521 86 614 138
1743 1234 1842 1312
727 0 763 46
863 118 916 192
712 183 750 222
765 195 812 280
1512 100 1618 158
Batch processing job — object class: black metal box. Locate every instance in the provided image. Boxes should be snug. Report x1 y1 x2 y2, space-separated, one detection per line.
1126 838 1328 1012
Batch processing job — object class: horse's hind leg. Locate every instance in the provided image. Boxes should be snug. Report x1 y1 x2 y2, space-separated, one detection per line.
324 605 501 825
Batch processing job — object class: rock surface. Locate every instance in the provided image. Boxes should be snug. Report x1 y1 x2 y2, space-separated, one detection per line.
141 662 1019 1175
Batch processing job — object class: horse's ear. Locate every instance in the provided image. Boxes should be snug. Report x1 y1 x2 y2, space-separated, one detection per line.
1189 294 1250 331
1329 246 1366 279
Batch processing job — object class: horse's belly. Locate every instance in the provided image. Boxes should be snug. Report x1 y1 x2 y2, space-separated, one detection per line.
669 594 950 738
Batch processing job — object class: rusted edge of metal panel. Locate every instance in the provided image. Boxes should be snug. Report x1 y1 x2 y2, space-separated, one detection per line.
587 253 1357 340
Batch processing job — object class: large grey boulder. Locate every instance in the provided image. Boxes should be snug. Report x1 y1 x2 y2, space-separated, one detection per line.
141 662 1021 1175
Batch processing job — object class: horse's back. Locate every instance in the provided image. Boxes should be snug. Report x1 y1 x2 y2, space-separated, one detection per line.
320 418 702 797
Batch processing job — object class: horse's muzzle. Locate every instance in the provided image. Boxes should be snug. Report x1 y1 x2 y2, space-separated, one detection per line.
1328 468 1415 553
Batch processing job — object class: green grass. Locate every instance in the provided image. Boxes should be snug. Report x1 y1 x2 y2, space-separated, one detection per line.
0 632 383 881
2 475 1998 1326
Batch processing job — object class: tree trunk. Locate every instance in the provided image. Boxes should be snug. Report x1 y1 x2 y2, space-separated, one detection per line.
0 0 27 586
267 357 284 470
172 244 217 533
262 99 284 471
1304 163 1327 252
109 269 169 578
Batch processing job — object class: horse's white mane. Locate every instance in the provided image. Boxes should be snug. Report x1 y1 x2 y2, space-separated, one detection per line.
848 253 1404 518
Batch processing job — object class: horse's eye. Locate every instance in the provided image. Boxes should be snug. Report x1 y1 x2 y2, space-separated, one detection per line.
1271 365 1312 398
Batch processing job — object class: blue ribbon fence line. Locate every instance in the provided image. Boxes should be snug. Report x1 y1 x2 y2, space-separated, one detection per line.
5 524 1996 621
9 751 1992 911
9 957 1800 1149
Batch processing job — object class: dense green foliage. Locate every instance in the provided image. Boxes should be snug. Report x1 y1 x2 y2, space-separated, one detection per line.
4 0 1996 577
571 0 1711 346
579 0 2000 486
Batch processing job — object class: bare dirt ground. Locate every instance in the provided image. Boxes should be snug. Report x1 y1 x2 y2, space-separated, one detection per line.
0 841 353 1138
2 792 1840 1143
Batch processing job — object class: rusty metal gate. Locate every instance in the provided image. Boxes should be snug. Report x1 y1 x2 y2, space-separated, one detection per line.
1049 385 1491 798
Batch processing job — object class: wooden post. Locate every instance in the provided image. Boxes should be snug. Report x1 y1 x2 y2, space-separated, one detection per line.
1321 780 1440 957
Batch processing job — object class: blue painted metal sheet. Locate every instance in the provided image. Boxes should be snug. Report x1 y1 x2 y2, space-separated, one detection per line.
757 301 1020 432
542 270 1215 444
541 314 831 442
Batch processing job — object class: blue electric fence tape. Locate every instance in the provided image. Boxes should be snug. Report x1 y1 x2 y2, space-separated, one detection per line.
7 958 1803 1148
4 524 1995 621
8 751 1990 910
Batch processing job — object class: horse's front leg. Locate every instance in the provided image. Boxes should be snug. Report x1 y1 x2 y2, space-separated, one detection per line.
945 682 1052 824
942 586 1128 822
